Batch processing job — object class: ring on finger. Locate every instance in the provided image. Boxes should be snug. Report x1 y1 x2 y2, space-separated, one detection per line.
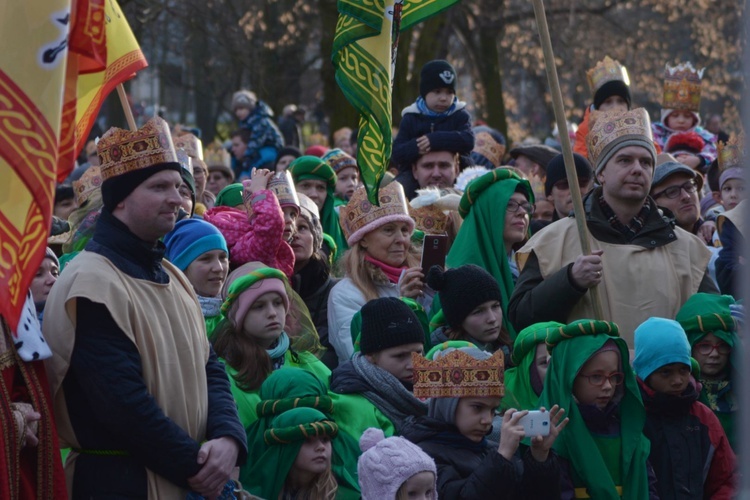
596 270 602 278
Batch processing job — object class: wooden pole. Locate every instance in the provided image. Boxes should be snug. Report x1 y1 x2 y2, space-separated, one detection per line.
116 83 137 131
530 0 604 319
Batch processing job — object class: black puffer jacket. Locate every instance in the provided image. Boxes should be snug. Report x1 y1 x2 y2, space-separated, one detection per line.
400 415 560 499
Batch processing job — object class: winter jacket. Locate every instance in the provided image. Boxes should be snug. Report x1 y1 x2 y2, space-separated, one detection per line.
400 415 561 499
392 102 474 170
716 219 743 296
652 122 717 172
203 189 295 278
237 100 284 171
638 378 736 500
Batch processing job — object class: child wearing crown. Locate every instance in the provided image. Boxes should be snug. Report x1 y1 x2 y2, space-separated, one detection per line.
652 62 717 172
400 343 567 499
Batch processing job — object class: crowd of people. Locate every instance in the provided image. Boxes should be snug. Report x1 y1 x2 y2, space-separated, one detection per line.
4 55 745 499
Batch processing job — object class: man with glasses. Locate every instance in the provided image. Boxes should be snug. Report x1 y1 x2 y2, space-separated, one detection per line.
650 153 716 244
509 109 717 346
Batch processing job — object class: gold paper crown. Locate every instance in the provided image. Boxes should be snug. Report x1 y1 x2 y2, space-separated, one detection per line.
268 171 300 208
173 133 204 161
586 56 630 94
409 205 448 234
73 166 102 206
717 133 745 172
339 182 412 244
663 62 704 112
97 117 178 181
204 141 232 169
587 108 652 165
412 349 505 399
473 132 505 168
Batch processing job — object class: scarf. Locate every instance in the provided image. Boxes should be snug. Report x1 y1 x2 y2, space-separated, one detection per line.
268 332 291 367
597 194 652 242
700 378 737 413
364 254 406 284
198 295 223 318
416 95 458 117
351 353 427 430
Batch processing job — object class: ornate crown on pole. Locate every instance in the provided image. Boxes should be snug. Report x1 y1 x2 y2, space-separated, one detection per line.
97 117 178 181
412 349 505 399
717 133 745 172
663 62 704 112
586 56 630 94
173 133 204 161
73 166 102 206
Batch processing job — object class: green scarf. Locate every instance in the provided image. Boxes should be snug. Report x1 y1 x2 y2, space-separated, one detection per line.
244 407 339 500
502 321 563 411
242 369 361 499
446 169 533 340
539 331 650 500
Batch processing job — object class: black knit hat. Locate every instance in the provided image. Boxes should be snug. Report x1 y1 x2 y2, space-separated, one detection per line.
426 265 501 329
593 80 632 110
419 60 457 98
360 297 424 355
101 163 181 211
544 153 593 196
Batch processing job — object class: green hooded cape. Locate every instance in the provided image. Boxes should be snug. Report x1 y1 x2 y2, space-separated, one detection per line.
446 169 533 340
539 321 651 500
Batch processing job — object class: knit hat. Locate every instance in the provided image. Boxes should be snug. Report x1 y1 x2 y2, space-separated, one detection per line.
98 117 182 211
588 108 655 175
275 146 302 165
55 184 74 205
44 246 60 270
676 293 737 347
594 81 632 110
633 317 691 381
339 182 414 246
426 265 501 329
304 145 330 158
508 144 559 172
587 56 631 110
358 428 437 500
651 153 703 192
231 90 256 111
288 155 337 189
665 131 705 156
297 193 323 252
215 183 244 207
544 153 593 196
221 266 290 329
322 148 359 175
164 218 228 271
419 59 457 98
359 297 425 355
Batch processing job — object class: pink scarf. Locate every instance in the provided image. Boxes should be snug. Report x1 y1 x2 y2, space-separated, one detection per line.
364 254 407 284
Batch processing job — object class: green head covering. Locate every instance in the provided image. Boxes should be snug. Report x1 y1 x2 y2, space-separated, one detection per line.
221 267 289 316
501 322 564 412
447 168 534 340
245 407 339 500
242 370 361 499
676 293 738 348
289 156 348 254
215 182 244 207
539 320 650 500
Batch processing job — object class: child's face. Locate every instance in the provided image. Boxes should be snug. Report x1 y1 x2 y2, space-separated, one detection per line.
296 179 328 211
397 471 436 500
460 300 502 345
573 350 621 409
719 178 745 210
424 88 455 113
292 435 332 478
666 110 696 131
281 206 299 242
534 343 551 383
598 95 629 114
645 362 690 396
241 291 286 348
234 107 251 121
454 396 501 443
335 167 359 200
692 332 731 380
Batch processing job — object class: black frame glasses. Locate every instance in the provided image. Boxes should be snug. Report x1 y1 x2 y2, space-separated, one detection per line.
653 180 697 200
506 199 534 215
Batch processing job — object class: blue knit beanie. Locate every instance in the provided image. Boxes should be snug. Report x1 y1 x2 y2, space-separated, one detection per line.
633 317 691 380
164 218 228 271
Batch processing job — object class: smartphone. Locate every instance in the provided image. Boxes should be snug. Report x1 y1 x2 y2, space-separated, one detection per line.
421 234 448 276
519 410 550 437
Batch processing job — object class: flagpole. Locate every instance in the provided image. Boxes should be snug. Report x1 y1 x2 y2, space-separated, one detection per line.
116 83 137 131
531 0 604 319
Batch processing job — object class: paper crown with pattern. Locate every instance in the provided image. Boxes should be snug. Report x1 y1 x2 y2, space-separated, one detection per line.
663 62 704 112
173 133 204 161
339 181 414 245
413 349 505 399
587 108 653 167
587 56 630 94
176 149 193 176
73 166 102 206
717 133 745 171
473 131 505 168
409 187 461 234
97 117 178 181
268 171 300 208
204 141 232 168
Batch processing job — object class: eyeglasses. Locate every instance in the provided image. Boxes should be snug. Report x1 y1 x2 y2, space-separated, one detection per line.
579 372 625 386
553 178 591 191
653 180 697 200
506 199 534 215
694 342 731 356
